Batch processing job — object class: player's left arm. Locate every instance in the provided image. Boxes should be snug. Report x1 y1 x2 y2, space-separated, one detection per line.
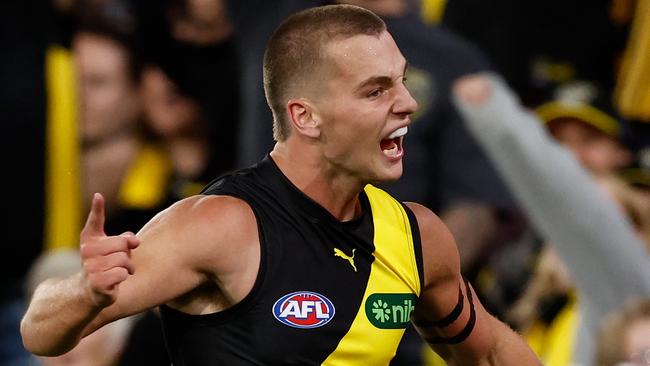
405 202 541 365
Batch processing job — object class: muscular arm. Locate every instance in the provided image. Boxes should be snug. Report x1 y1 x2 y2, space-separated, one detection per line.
21 193 259 356
406 202 540 365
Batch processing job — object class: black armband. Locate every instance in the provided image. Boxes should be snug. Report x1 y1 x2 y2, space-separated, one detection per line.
424 278 476 345
412 283 464 328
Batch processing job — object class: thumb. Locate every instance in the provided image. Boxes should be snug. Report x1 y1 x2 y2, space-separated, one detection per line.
82 193 106 238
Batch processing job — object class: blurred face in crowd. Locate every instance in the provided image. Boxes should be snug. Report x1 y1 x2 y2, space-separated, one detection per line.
548 118 632 175
310 30 417 183
140 66 201 138
74 32 141 145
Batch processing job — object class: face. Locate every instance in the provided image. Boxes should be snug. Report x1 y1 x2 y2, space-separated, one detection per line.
311 30 417 183
140 66 200 138
550 119 632 175
74 32 141 145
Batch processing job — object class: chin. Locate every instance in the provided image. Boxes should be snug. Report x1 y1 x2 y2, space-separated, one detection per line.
371 164 403 184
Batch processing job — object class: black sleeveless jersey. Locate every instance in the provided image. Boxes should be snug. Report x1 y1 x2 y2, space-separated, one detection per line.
160 157 425 365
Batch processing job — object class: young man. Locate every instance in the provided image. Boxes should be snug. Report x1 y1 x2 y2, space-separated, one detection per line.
21 5 540 365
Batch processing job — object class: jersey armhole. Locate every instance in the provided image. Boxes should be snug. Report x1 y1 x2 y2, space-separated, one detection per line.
160 192 269 326
401 203 425 294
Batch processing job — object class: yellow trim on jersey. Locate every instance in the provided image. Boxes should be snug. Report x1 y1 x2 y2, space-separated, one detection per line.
322 185 421 366
118 143 171 209
45 45 82 251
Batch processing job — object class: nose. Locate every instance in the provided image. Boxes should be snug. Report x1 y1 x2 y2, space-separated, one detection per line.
393 83 418 117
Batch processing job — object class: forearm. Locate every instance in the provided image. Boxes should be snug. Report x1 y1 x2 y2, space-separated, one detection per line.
20 272 102 356
438 320 539 365
482 323 541 366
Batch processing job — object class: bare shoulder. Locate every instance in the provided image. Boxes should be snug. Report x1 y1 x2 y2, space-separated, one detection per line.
140 194 259 271
404 202 460 287
150 194 255 228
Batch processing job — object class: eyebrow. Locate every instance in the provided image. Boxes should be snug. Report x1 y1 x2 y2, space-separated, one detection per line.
354 61 410 93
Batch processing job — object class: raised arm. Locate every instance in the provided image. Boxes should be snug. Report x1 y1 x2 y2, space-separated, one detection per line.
406 202 541 365
21 193 258 356
450 74 650 316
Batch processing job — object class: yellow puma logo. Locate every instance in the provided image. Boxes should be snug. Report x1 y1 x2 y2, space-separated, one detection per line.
334 248 357 272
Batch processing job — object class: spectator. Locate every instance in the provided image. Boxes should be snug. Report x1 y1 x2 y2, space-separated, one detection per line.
73 0 173 235
140 65 214 198
536 81 633 176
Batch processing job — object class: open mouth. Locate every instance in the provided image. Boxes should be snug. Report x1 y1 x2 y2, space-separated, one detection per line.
380 126 408 158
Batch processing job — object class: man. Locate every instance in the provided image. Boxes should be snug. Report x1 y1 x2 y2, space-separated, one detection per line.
21 5 540 365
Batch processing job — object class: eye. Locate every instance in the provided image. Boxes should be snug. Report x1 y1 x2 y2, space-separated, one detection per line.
367 88 385 98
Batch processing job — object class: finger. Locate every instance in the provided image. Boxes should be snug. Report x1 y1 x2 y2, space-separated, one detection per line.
82 193 106 237
81 236 132 258
119 232 141 250
84 251 134 275
89 267 129 292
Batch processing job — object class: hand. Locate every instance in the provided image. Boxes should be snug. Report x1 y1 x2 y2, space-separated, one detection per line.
79 193 140 308
453 74 492 106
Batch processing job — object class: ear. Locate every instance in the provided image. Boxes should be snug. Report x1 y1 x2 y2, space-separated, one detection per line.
287 98 321 139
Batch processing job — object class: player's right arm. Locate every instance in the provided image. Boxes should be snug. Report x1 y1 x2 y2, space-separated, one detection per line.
20 192 259 356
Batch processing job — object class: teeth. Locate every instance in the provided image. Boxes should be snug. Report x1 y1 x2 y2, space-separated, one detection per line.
388 126 408 139
383 144 399 156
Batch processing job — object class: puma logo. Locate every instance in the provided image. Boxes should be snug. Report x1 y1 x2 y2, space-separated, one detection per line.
334 248 357 272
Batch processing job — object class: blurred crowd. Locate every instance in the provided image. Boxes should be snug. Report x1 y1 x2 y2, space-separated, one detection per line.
2 0 649 365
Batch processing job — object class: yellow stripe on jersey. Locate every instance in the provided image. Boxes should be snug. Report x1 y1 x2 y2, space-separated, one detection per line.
45 45 82 251
323 185 421 366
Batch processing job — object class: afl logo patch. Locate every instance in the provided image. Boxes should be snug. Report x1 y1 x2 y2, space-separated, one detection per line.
272 291 335 329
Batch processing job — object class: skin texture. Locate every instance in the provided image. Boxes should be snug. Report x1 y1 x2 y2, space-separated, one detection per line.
22 27 539 365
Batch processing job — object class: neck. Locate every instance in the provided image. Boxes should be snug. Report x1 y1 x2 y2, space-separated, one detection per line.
270 142 364 221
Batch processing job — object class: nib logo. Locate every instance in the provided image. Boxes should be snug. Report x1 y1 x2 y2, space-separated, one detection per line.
371 299 391 323
365 294 417 329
